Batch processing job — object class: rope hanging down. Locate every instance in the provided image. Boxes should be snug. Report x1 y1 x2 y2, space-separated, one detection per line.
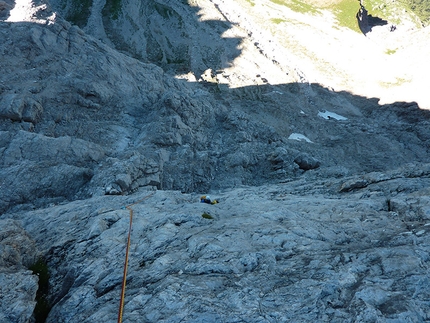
117 192 155 323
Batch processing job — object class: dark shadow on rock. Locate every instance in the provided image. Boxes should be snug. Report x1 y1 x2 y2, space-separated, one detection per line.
1 6 430 214
0 0 15 20
199 81 430 182
368 14 388 28
99 1 243 78
47 0 244 77
357 3 388 35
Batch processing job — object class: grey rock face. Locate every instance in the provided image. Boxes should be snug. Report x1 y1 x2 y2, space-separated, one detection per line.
3 168 430 322
0 131 103 212
2 4 430 213
0 219 38 323
50 0 243 77
1 0 430 322
0 219 37 269
0 271 38 323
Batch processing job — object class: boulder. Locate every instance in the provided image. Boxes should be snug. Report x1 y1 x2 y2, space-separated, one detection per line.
294 154 321 171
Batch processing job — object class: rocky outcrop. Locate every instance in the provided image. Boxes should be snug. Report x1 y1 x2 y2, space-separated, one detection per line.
1 0 430 322
0 219 38 323
357 1 389 35
2 166 430 322
2 3 430 206
3 9 428 214
357 3 370 34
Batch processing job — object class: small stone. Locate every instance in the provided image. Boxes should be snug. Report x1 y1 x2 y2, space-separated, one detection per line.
115 173 132 191
105 183 122 195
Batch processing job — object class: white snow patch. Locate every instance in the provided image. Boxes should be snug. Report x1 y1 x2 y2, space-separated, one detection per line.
288 133 313 143
318 110 347 121
6 0 49 22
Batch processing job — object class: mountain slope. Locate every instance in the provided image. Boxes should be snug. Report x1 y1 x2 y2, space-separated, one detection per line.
49 0 430 109
1 0 430 322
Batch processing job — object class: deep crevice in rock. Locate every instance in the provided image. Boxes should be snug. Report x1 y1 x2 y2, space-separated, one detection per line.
29 258 51 323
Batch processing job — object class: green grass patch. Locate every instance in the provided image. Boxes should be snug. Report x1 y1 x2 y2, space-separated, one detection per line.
271 18 286 24
385 48 397 55
406 0 430 26
270 0 319 14
332 0 361 32
358 0 424 27
367 0 391 21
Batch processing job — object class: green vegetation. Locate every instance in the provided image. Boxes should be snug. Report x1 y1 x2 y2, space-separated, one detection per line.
64 0 93 27
202 212 214 219
366 0 395 24
245 0 256 6
385 48 397 55
29 258 51 323
352 0 429 28
406 0 430 26
271 18 286 24
270 0 319 14
332 0 361 32
330 0 425 33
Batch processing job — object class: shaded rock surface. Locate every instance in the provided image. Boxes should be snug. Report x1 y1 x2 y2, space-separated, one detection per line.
1 0 430 322
49 0 430 109
1 11 430 214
